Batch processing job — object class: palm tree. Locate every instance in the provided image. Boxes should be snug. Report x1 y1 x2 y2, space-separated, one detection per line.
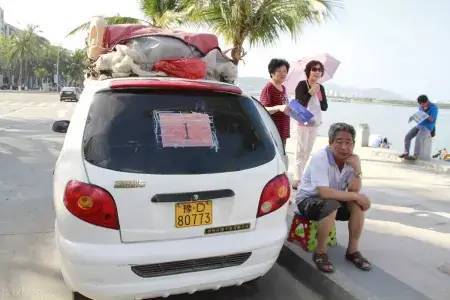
0 36 12 85
2 28 86 90
34 67 49 88
68 0 339 66
190 0 337 65
67 0 192 36
65 49 88 86
140 0 194 28
0 36 8 67
0 35 19 88
8 25 44 89
67 16 149 37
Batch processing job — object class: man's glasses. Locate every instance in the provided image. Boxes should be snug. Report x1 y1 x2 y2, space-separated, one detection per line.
311 67 323 72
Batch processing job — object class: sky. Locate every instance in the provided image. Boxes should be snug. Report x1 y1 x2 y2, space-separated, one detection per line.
1 0 450 101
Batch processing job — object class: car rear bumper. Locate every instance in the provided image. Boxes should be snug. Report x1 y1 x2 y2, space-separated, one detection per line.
56 213 287 300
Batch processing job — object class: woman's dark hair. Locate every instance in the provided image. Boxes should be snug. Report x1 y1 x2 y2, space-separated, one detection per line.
305 60 324 78
417 94 429 103
268 58 290 78
328 123 356 143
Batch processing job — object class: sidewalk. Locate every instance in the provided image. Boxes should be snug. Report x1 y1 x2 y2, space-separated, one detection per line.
280 129 450 300
0 91 57 94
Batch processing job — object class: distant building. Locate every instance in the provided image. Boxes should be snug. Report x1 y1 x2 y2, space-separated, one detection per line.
0 6 4 34
1 6 22 87
0 6 21 37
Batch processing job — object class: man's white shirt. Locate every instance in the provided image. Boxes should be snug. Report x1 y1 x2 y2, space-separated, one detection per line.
295 147 356 205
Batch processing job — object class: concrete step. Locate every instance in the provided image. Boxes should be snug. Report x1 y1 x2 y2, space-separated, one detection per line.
279 213 431 300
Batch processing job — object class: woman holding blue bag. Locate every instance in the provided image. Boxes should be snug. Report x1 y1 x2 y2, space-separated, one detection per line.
292 60 328 189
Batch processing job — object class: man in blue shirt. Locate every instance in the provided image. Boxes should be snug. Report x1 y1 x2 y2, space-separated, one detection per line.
399 95 438 160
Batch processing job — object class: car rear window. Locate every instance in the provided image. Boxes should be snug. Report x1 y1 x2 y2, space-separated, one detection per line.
83 89 275 174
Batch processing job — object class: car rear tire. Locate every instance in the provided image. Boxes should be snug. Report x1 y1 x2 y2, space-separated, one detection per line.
73 292 91 300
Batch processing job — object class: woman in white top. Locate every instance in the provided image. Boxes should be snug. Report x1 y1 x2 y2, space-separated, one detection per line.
292 60 328 189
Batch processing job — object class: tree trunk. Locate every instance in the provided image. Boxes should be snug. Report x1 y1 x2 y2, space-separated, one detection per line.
18 60 23 91
25 61 30 89
231 42 244 66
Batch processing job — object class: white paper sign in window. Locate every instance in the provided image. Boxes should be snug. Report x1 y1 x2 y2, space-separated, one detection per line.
155 111 217 148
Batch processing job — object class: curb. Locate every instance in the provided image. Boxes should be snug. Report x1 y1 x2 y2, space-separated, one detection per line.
365 148 450 174
277 245 357 300
277 212 431 300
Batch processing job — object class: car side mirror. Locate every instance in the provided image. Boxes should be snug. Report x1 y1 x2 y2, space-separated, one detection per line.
52 120 70 133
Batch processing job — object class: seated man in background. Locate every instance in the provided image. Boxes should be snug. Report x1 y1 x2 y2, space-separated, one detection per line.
295 123 372 273
399 94 438 160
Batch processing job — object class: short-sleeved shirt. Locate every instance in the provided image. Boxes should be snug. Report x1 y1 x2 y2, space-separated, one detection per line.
417 102 438 132
260 82 290 139
295 147 355 205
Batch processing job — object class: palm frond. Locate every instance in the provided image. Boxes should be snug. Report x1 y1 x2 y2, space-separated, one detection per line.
66 22 91 37
107 16 148 25
66 16 149 37
188 0 341 64
197 0 340 45
140 0 194 28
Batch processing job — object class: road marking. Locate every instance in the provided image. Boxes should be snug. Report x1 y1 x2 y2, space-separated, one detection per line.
366 218 450 249
372 203 450 219
0 107 26 117
57 110 68 118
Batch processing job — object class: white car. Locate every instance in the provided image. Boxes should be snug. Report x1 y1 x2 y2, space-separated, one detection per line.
52 77 290 300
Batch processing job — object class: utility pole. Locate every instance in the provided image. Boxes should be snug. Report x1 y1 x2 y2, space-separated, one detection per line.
56 49 60 92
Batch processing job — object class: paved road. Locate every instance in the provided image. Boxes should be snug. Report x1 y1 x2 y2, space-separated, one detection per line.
0 93 321 300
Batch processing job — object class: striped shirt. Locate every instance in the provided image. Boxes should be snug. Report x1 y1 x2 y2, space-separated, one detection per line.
260 82 290 139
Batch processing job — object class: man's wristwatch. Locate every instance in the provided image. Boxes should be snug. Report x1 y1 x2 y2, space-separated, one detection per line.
354 170 363 178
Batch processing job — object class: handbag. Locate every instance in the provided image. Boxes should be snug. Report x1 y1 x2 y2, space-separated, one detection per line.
288 100 314 124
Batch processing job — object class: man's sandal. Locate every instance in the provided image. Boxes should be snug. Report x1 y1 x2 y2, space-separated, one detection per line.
313 252 334 273
345 251 372 271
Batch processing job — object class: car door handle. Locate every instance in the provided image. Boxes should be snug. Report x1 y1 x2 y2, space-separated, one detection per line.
151 189 235 203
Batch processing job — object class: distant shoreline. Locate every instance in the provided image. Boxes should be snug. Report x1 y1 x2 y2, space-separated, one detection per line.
329 97 450 109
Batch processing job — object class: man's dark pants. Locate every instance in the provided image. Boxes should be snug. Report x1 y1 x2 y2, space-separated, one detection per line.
297 197 350 221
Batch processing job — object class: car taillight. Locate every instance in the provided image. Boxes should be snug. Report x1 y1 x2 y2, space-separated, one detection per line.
257 174 290 218
64 180 119 230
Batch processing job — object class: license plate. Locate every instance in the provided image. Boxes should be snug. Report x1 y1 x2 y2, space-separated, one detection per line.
175 200 212 228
